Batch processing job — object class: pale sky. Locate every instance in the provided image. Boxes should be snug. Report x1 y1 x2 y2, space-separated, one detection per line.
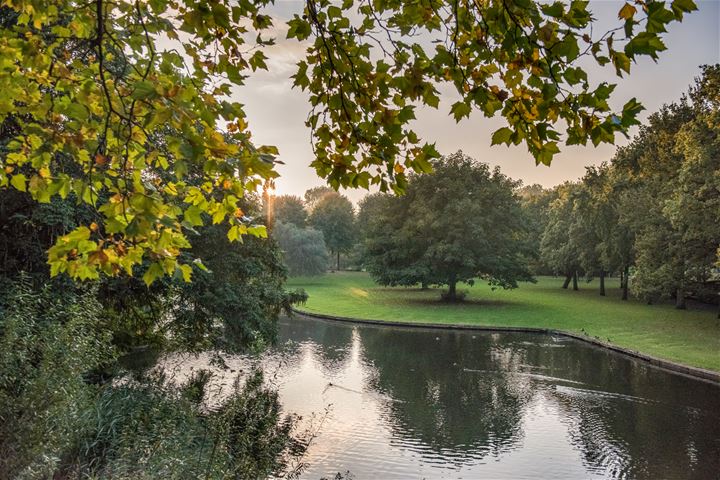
234 0 720 203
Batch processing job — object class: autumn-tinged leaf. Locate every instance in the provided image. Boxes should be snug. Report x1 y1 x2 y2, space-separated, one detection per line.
618 3 637 20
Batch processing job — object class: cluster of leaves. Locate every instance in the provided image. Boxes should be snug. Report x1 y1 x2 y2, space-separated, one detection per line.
0 185 305 353
0 1 279 283
538 65 719 307
289 0 695 192
358 151 533 300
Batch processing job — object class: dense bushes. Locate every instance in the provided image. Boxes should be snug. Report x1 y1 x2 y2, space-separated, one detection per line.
0 278 113 478
0 278 307 479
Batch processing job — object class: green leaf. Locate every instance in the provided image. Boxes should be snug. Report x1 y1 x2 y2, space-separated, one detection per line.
193 258 210 272
142 263 164 286
450 101 471 121
327 5 342 19
671 0 697 19
180 264 192 282
612 52 631 75
541 2 565 18
247 225 267 238
249 50 268 71
65 103 88 121
10 174 27 192
184 205 204 226
227 224 245 241
132 81 157 100
537 141 560 166
491 127 513 146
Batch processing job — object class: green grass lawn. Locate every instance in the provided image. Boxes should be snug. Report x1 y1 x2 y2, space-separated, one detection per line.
287 272 720 372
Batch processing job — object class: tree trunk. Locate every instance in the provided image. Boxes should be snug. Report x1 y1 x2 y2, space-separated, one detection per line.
421 281 429 290
447 273 457 301
572 271 579 291
675 286 686 310
599 270 606 296
562 273 572 289
337 251 340 271
622 265 629 301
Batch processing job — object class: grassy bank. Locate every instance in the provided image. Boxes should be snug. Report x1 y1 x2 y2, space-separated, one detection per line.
287 272 720 372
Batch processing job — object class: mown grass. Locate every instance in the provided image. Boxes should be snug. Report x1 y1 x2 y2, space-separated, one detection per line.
287 272 720 372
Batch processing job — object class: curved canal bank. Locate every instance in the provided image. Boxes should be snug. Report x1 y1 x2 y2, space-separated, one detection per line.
291 308 720 385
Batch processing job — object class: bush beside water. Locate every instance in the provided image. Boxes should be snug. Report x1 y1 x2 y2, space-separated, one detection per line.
0 278 307 479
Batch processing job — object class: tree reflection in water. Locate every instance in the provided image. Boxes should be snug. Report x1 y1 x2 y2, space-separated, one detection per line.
231 315 720 479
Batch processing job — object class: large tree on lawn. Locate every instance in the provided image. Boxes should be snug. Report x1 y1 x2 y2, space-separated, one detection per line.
362 151 532 301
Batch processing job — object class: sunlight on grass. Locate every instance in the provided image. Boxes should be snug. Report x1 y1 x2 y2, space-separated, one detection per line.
348 287 369 299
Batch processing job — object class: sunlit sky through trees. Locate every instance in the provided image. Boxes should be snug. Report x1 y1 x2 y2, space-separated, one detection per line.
236 0 719 202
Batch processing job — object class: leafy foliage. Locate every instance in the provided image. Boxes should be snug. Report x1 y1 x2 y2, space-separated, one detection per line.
539 65 720 307
168 223 308 352
288 0 694 192
72 369 305 480
0 0 696 282
0 278 113 478
0 1 278 283
0 276 307 479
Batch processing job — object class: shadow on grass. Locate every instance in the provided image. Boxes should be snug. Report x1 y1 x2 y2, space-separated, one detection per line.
399 297 516 308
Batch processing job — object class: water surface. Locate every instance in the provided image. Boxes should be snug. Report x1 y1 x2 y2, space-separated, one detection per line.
172 315 720 479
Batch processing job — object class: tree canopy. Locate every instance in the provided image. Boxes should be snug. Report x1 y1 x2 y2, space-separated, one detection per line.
270 194 308 227
0 0 697 283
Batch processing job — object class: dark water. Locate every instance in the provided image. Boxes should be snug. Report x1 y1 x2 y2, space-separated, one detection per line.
172 315 720 479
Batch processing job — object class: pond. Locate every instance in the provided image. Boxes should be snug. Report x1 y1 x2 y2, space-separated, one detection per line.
168 315 720 479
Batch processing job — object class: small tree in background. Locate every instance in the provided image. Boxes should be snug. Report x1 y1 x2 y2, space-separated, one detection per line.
273 221 329 277
308 192 356 271
517 184 557 276
540 183 583 290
